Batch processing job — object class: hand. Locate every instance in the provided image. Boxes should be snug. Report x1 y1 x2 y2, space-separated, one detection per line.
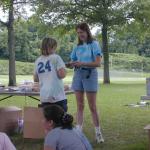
65 62 74 69
72 61 84 67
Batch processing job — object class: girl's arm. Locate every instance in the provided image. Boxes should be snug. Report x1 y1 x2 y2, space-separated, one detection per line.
73 56 102 68
55 55 67 79
33 74 39 82
57 68 66 79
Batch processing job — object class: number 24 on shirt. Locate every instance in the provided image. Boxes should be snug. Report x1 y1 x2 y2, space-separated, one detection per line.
38 60 51 74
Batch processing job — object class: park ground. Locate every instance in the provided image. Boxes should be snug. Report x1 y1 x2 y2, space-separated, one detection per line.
0 74 150 150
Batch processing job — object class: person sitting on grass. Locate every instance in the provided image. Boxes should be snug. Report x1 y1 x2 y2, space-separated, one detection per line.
43 105 93 150
0 132 16 150
33 37 67 112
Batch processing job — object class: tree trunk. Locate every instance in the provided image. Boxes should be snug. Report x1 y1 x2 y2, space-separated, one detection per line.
102 22 110 84
8 0 16 86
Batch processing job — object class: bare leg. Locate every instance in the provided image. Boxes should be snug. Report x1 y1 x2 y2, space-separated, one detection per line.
75 91 84 127
86 92 100 126
86 91 104 143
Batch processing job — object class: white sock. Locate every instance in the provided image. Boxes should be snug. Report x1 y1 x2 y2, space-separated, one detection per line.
76 125 83 132
95 126 101 134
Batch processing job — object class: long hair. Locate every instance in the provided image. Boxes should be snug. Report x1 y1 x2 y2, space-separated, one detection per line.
43 105 73 129
76 22 94 45
41 37 57 56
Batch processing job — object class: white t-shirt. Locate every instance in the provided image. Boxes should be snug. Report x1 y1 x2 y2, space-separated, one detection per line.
34 54 66 103
0 132 16 150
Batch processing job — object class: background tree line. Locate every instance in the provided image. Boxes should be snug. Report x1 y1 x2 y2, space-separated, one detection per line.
1 17 150 61
0 0 150 85
0 17 77 62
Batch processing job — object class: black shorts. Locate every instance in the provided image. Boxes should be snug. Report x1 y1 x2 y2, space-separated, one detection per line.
39 99 68 112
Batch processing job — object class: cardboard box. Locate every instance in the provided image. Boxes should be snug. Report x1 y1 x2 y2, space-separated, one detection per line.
23 107 45 139
144 124 150 150
0 106 22 134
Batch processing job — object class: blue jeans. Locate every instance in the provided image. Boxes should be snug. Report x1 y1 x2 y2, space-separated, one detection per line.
40 99 68 112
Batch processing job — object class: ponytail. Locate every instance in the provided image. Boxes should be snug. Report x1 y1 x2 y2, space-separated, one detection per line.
43 105 73 129
61 113 73 129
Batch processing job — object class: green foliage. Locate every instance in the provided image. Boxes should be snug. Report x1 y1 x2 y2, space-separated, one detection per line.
0 27 8 57
0 59 34 75
14 18 41 62
131 0 150 30
108 0 150 56
0 0 150 76
1 53 150 75
35 0 131 26
109 19 150 56
110 53 150 72
0 17 77 62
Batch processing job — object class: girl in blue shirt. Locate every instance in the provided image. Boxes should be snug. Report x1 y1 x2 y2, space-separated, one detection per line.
43 105 93 150
67 23 104 143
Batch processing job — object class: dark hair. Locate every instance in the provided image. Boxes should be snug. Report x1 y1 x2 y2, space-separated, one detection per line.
41 37 57 56
43 105 73 129
76 22 94 45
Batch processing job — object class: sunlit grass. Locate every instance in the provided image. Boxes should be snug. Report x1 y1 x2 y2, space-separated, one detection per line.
0 81 149 150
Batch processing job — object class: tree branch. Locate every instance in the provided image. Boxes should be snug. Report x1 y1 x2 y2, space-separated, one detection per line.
73 0 101 13
13 0 36 5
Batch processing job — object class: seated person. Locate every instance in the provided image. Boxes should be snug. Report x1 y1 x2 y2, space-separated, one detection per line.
0 132 16 150
43 105 93 150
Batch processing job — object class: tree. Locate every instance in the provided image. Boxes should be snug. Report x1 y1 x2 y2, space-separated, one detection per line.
0 16 77 62
131 0 150 56
109 0 150 56
0 0 32 85
131 0 150 31
109 21 143 54
35 0 132 84
0 26 8 58
14 18 41 62
0 0 16 85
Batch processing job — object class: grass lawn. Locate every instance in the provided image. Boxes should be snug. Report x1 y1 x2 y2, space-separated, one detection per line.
0 81 150 150
0 73 146 85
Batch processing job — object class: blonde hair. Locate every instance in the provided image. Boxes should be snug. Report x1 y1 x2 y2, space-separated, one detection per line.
41 37 57 56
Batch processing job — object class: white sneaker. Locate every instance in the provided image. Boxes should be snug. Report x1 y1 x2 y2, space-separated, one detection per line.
96 132 104 143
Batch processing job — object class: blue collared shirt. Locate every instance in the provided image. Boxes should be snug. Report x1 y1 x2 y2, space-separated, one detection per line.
71 40 102 63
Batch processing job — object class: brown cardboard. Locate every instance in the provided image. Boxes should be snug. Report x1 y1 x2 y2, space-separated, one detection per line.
144 124 150 150
0 106 22 134
23 107 45 139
